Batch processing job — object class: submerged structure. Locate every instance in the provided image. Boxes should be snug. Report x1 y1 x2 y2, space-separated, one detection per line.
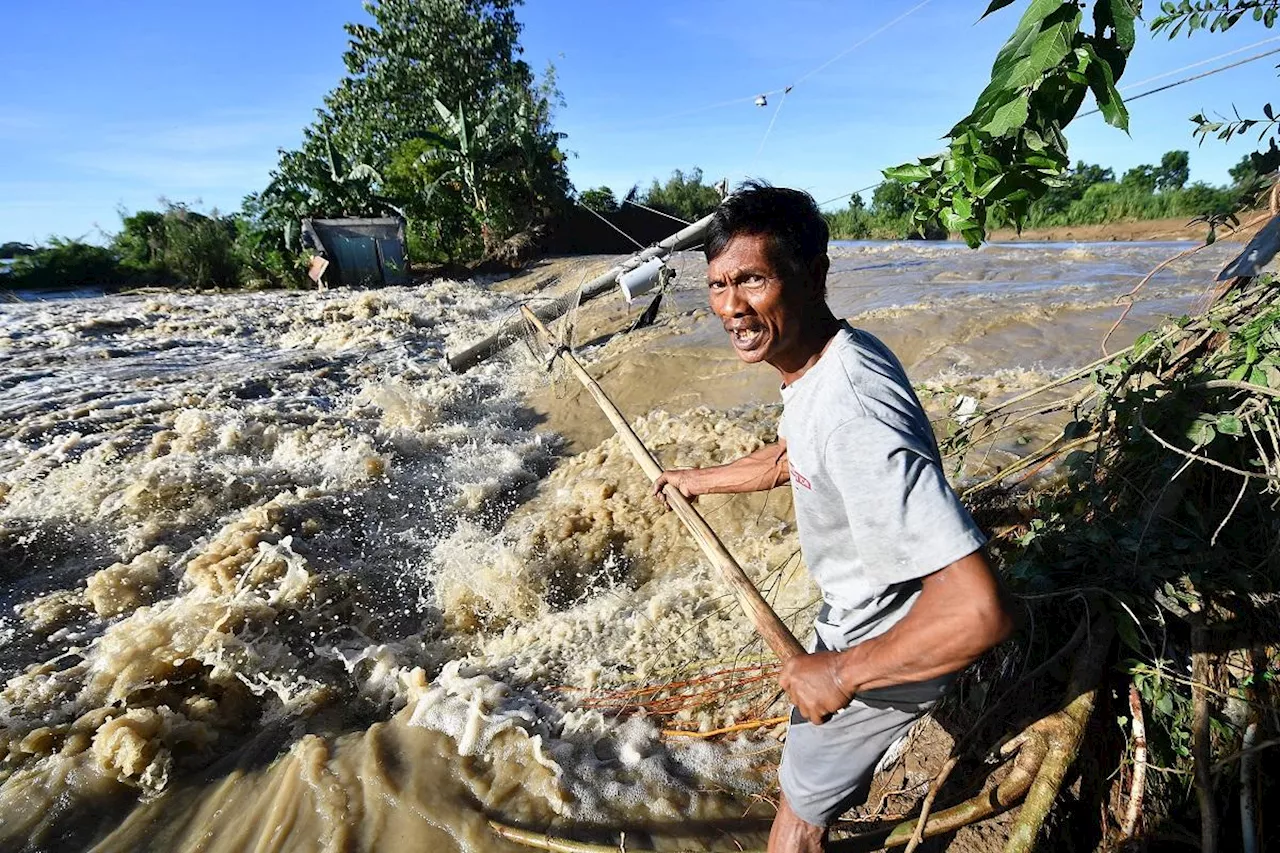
301 217 409 287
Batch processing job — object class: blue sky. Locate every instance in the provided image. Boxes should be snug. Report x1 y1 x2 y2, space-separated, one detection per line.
3 1 1279 245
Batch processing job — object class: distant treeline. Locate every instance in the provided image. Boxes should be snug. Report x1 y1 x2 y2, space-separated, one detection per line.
825 149 1267 240
575 167 724 223
0 203 303 292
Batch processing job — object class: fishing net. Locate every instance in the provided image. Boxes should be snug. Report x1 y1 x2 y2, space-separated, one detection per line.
518 268 587 398
518 259 678 396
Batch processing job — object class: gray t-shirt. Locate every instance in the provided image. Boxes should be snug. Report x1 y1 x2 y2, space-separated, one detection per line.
778 323 986 657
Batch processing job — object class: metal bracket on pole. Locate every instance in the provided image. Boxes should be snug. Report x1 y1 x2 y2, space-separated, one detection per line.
446 212 714 373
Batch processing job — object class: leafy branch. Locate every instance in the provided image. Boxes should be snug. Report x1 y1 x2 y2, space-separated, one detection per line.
884 0 1140 247
1192 105 1280 145
1151 0 1280 36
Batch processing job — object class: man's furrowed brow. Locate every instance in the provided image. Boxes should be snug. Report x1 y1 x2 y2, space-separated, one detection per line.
708 264 766 284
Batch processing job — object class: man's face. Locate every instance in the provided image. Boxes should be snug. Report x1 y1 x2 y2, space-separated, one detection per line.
706 232 816 366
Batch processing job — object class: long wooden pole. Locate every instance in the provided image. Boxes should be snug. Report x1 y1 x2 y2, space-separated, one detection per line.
520 306 805 662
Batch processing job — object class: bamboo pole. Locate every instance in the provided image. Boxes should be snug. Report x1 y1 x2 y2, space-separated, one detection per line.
447 213 714 373
519 305 805 663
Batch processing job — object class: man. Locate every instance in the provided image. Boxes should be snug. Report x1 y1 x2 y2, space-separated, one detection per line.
653 183 1012 853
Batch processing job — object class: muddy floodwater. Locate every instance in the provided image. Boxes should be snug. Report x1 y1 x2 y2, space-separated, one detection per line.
0 240 1233 851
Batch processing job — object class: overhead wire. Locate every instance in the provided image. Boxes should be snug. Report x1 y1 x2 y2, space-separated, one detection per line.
583 0 933 137
574 198 645 250
743 0 932 174
1119 34 1280 90
817 42 1280 209
623 198 692 225
791 0 934 88
1080 44 1280 117
816 181 884 210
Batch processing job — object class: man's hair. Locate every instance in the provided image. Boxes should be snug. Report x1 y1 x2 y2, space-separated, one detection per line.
704 180 829 292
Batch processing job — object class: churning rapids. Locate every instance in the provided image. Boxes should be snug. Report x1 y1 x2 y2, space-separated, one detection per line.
0 240 1233 851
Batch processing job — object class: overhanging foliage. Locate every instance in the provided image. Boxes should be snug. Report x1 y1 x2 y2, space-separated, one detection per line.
886 0 1140 246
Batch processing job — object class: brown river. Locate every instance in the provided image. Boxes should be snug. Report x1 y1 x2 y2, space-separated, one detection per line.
0 239 1235 851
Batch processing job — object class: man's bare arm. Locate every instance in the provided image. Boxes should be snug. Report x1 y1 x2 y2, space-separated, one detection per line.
779 549 1013 723
653 440 789 502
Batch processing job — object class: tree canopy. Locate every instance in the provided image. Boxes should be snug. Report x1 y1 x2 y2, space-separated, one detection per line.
248 0 570 264
578 187 619 213
640 168 723 222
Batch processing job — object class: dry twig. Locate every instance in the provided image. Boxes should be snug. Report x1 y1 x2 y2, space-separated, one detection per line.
1119 682 1147 842
1191 617 1219 853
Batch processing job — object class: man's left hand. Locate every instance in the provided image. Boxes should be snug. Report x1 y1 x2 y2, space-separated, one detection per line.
779 651 855 724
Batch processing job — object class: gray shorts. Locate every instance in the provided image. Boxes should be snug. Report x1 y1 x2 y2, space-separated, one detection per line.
779 698 921 826
778 613 954 826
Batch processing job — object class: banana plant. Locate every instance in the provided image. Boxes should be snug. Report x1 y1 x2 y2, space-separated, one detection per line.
416 97 504 214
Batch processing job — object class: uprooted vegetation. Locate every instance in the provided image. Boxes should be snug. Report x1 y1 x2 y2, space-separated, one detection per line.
932 257 1280 851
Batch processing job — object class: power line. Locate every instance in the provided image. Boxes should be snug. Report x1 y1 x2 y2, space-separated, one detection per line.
584 1 933 137
792 0 934 88
623 198 691 226
1081 45 1280 118
1120 34 1280 91
817 181 884 209
739 1 932 178
574 198 645 250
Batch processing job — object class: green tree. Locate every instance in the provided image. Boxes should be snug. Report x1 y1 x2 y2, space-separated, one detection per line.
115 209 168 271
578 186 618 213
336 0 531 164
1179 180 1236 217
158 204 240 289
871 181 911 218
256 0 569 263
5 238 124 291
1156 149 1190 190
885 1 1141 245
642 168 723 222
1121 163 1159 193
112 202 241 289
1029 160 1114 221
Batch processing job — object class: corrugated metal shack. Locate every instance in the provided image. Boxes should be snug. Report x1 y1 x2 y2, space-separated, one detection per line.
301 217 408 287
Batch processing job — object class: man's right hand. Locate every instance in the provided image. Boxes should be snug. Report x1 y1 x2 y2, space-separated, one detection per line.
652 441 789 509
652 469 703 508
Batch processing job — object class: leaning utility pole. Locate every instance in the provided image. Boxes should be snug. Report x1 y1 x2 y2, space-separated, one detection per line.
446 213 713 373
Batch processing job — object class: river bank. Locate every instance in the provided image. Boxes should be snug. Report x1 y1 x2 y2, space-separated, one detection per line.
987 210 1264 243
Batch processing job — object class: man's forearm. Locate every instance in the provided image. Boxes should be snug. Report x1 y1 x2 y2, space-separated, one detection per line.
835 551 1012 693
680 438 788 491
693 441 789 494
